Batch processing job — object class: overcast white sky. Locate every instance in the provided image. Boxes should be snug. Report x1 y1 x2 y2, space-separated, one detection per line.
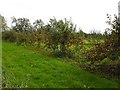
0 0 119 33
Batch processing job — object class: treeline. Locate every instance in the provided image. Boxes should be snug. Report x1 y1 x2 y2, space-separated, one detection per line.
1 15 120 60
2 17 83 57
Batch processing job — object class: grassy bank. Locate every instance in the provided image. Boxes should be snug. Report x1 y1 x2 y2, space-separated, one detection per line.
2 41 118 88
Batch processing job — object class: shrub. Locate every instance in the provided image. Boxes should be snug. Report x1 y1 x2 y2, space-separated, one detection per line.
2 30 18 42
16 32 27 45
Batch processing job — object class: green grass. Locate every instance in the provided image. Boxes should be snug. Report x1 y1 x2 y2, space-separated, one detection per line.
2 41 119 88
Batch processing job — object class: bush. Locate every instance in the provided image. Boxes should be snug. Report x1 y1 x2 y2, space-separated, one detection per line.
16 32 27 45
2 30 18 42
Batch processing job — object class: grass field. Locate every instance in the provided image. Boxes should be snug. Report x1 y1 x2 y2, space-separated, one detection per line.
2 41 119 88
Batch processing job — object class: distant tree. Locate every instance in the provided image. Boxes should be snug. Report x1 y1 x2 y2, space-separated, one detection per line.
11 17 32 33
89 29 102 39
103 29 111 40
79 28 85 34
78 28 87 38
33 19 44 32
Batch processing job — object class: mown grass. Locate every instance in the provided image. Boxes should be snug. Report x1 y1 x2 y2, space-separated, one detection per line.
2 41 119 88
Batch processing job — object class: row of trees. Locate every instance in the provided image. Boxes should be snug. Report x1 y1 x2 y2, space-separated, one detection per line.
2 14 120 60
2 17 83 57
